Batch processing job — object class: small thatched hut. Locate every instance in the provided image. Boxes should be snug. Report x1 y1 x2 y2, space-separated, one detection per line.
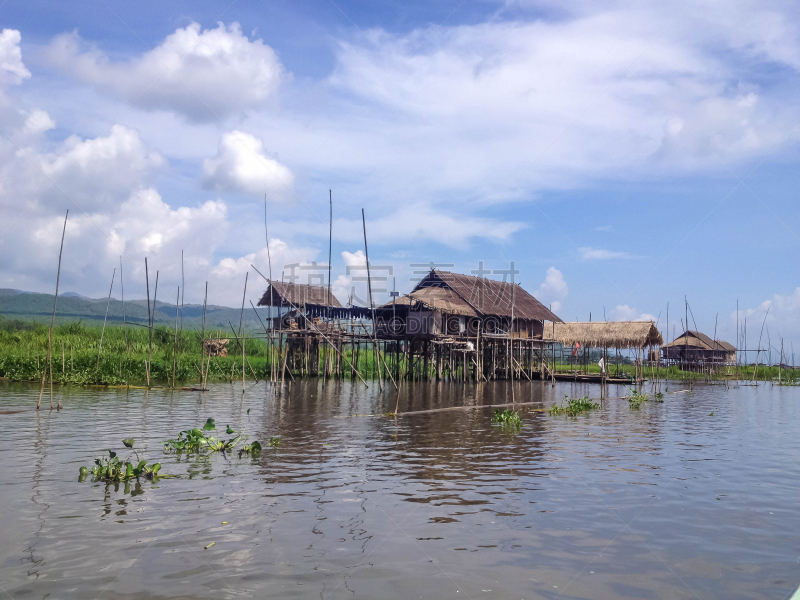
661 330 736 365
544 321 663 349
257 281 358 329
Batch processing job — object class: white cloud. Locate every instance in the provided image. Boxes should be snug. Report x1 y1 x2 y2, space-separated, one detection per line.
0 29 30 86
23 109 56 135
202 130 293 196
610 304 657 322
319 2 800 198
579 247 635 261
214 237 317 280
270 204 524 249
44 22 284 120
534 267 567 314
35 125 166 210
342 250 366 267
738 288 800 349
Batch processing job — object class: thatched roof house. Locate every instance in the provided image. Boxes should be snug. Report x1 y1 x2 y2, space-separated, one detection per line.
257 281 342 308
544 321 663 349
662 330 736 364
376 269 561 339
417 270 560 322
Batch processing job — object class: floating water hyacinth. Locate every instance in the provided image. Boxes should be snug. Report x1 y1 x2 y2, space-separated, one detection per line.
491 409 522 428
550 395 600 417
163 417 261 457
79 439 162 482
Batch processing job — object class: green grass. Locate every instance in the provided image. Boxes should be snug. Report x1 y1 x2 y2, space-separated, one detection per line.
551 361 799 383
0 319 390 386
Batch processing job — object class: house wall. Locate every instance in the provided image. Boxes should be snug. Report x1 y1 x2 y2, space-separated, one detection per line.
407 310 441 336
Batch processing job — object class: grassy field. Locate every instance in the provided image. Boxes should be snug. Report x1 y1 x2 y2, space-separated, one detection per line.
551 361 799 383
1 317 796 386
0 317 394 386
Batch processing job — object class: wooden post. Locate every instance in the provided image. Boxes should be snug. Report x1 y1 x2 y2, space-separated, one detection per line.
38 209 68 410
361 208 383 390
201 282 208 389
144 259 152 387
173 286 179 388
97 268 116 369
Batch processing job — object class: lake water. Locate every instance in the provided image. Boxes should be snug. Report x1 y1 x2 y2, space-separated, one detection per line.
0 379 798 599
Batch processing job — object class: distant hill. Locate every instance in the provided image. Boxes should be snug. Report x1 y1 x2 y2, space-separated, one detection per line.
0 289 275 332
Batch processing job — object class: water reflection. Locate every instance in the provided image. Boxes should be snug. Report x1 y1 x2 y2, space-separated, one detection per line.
0 380 798 599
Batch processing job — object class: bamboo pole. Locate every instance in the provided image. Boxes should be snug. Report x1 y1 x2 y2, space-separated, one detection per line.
38 209 68 410
97 268 116 368
173 286 179 388
120 256 127 346
361 208 383 391
200 283 207 388
180 250 185 335
144 259 152 387
239 273 248 392
752 307 769 383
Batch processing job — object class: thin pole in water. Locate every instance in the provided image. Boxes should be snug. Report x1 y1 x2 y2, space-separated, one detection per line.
120 256 127 345
145 259 152 387
361 208 383 391
173 286 180 388
239 272 248 393
201 282 208 389
97 268 116 368
38 209 68 410
180 250 185 334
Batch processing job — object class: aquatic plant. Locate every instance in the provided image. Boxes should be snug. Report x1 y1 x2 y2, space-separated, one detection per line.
549 395 600 416
80 439 161 482
237 440 263 458
164 418 259 455
492 409 522 427
628 388 648 409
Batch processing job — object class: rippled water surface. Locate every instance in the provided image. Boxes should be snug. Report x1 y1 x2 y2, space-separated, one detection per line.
1 379 798 599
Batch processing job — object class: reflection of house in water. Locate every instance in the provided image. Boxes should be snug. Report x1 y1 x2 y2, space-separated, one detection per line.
661 330 736 366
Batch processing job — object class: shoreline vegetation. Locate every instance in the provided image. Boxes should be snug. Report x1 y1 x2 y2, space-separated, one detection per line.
0 318 797 387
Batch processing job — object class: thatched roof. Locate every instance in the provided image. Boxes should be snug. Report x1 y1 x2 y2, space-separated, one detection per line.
662 330 735 352
378 287 478 316
414 270 561 322
257 282 343 308
411 287 478 316
543 321 663 349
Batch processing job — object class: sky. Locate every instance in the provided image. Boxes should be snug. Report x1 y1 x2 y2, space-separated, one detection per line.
0 0 798 357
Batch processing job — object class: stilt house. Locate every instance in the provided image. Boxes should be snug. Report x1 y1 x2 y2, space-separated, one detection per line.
661 330 736 365
376 269 561 339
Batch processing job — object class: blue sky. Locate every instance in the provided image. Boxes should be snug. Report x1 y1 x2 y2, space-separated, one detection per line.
0 0 798 354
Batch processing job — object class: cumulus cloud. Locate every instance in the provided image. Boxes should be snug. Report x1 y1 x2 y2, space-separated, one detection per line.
579 247 635 261
610 304 657 322
44 22 284 120
214 237 317 280
534 267 567 314
36 125 166 210
321 1 800 197
23 109 56 135
0 29 30 86
738 288 800 348
202 131 293 196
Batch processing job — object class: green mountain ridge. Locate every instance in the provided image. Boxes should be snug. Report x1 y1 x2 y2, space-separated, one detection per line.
0 289 274 331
